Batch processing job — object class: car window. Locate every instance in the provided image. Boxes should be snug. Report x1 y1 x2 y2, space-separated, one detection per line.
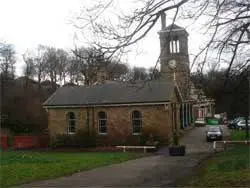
208 127 220 132
196 118 204 121
238 121 246 125
238 120 250 124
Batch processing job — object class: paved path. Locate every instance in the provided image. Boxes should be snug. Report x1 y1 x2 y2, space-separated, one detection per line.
181 124 230 154
22 125 230 187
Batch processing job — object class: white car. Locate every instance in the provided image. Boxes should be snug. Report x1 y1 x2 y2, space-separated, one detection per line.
195 118 206 126
236 120 250 130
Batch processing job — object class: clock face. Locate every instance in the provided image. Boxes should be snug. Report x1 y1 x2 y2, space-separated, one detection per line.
168 59 176 69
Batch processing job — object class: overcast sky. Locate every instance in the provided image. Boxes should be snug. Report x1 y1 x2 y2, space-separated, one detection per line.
0 0 206 76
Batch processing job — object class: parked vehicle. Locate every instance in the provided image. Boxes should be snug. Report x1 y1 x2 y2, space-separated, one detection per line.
195 118 206 127
206 126 223 142
228 117 245 129
236 120 250 130
207 118 219 125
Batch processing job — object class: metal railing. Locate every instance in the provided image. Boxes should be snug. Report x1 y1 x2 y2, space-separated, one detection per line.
213 140 250 152
116 146 156 153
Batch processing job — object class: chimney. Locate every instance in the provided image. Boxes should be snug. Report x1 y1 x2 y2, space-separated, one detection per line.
161 12 166 30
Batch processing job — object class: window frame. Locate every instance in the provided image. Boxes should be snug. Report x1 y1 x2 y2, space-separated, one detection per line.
67 112 76 134
169 38 180 54
132 110 142 135
98 111 107 135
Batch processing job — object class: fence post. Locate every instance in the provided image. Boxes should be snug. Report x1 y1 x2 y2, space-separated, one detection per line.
123 146 126 152
213 141 216 152
223 141 227 150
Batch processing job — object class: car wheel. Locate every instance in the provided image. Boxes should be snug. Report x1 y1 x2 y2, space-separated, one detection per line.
206 138 210 142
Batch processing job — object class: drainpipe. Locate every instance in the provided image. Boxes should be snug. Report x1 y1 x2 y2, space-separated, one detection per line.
92 107 95 133
188 103 191 124
185 103 188 127
87 107 90 135
182 103 185 128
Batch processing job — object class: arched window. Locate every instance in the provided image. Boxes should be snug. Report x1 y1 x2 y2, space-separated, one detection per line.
67 112 76 134
98 111 107 134
132 110 142 134
169 37 180 53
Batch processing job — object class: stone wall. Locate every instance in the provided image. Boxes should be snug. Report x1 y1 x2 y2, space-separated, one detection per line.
47 108 87 136
47 104 175 145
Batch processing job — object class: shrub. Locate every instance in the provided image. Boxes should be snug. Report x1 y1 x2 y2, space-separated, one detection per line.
140 126 166 147
51 128 97 149
74 128 96 148
124 135 141 146
50 134 75 148
172 132 179 146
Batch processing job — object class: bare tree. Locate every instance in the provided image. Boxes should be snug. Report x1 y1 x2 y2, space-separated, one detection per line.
26 45 48 89
67 46 130 85
56 49 69 85
131 67 148 81
0 42 16 115
23 52 36 79
72 47 110 85
43 47 58 86
73 0 249 76
0 42 16 79
106 61 129 81
184 0 250 78
67 56 83 85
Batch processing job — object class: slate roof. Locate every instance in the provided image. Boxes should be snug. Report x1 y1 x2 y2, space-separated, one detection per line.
159 24 188 35
43 81 175 107
165 24 185 31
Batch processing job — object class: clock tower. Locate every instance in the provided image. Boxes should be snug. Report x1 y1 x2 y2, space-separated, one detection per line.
158 13 190 99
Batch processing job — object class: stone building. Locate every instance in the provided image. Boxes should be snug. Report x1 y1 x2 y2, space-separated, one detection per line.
43 15 214 145
43 81 181 145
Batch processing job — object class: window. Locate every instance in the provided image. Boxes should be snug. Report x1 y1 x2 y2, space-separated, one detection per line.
169 37 180 53
98 111 107 134
132 110 142 134
67 112 76 134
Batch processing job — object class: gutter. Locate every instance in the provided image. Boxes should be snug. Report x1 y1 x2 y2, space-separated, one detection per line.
43 101 171 109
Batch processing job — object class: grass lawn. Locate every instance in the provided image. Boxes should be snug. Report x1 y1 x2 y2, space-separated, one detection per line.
0 151 146 187
178 129 250 187
232 130 250 141
179 146 250 187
